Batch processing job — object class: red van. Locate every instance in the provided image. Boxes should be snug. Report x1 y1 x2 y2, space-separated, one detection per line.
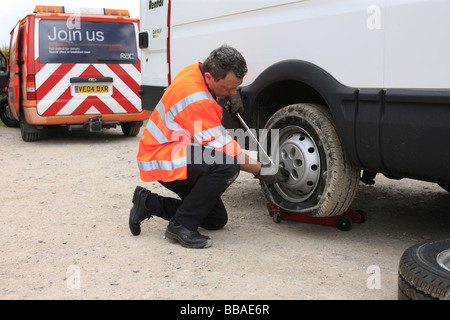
0 5 149 141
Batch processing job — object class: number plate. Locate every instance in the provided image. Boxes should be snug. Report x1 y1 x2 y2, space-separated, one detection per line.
74 85 110 94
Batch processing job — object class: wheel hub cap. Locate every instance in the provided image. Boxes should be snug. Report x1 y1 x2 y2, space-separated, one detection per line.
437 249 450 272
274 127 320 202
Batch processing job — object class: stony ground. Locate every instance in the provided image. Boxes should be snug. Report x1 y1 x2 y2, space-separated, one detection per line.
1 125 450 300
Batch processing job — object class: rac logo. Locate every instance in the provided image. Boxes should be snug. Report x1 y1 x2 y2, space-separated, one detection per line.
149 0 163 10
120 53 135 60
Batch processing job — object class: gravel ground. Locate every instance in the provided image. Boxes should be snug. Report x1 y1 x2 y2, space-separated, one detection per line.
1 125 449 300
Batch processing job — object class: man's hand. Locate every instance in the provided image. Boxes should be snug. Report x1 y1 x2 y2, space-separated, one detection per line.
225 94 244 117
254 163 290 185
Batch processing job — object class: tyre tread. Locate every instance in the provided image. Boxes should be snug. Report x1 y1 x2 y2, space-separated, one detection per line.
398 240 450 300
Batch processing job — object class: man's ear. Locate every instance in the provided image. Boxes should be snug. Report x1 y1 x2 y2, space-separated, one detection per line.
204 72 214 85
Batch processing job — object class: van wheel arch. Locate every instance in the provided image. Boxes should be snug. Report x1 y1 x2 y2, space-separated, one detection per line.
250 79 327 130
241 59 360 167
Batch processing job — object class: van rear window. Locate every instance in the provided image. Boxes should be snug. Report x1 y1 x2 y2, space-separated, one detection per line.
39 20 138 64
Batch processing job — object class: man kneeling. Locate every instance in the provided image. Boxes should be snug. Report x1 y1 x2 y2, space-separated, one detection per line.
129 45 288 249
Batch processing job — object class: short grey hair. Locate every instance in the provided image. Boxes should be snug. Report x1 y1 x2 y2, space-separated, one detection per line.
203 45 248 80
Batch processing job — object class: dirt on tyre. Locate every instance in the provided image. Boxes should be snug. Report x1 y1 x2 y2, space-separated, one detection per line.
261 103 360 217
398 239 450 300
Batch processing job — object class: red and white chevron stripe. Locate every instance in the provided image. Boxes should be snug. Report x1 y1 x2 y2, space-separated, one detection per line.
35 62 142 116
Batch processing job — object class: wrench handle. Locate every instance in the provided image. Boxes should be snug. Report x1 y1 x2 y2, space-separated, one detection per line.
236 113 275 166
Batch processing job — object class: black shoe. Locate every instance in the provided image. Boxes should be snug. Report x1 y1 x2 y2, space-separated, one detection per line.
129 186 152 236
165 221 212 249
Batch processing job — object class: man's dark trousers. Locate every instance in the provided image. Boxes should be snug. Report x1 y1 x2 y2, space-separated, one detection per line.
146 146 240 231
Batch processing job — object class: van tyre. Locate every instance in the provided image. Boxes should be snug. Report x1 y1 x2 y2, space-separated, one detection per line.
398 239 450 300
121 121 142 137
20 114 41 142
0 97 19 127
261 103 360 217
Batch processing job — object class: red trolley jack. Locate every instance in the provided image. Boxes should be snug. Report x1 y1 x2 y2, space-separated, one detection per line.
267 203 367 231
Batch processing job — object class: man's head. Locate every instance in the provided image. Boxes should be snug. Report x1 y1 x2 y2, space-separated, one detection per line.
202 45 248 99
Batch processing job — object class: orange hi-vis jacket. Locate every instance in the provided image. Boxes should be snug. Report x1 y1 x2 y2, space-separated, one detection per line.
137 63 242 182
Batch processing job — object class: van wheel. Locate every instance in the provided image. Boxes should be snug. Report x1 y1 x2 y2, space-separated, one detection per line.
398 239 450 300
261 103 360 217
0 97 19 127
121 121 142 137
20 114 41 142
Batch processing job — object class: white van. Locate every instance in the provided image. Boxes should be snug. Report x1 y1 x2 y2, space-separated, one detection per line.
138 0 450 217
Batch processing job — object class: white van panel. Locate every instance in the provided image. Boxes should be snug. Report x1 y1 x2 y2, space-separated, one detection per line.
141 0 449 90
384 0 450 89
169 0 385 88
140 0 170 87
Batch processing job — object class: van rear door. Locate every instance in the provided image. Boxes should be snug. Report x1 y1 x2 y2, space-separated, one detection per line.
35 18 141 117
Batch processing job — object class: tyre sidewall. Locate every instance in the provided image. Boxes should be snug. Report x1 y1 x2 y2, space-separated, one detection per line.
399 239 450 300
412 240 450 280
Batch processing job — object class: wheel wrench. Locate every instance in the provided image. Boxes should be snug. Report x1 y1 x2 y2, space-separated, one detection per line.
236 113 275 166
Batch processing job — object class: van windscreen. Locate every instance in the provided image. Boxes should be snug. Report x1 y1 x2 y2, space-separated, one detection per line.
39 20 138 64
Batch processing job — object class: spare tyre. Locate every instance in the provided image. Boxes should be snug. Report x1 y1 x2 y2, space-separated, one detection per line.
260 103 360 217
398 239 450 300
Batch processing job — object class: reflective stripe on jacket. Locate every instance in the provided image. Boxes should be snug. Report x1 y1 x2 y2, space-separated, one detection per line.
137 63 242 182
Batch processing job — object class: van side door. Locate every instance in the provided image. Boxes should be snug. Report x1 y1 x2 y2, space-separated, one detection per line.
0 49 8 94
8 21 21 119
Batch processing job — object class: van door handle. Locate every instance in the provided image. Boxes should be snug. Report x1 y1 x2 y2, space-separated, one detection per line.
70 77 113 83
